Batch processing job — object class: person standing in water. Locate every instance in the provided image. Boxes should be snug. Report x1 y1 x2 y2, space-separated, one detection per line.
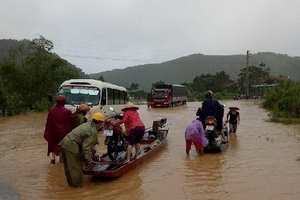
44 95 75 164
185 119 208 155
59 112 105 187
226 107 240 133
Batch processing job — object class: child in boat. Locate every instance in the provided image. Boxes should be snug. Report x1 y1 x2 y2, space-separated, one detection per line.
185 119 208 155
225 107 240 133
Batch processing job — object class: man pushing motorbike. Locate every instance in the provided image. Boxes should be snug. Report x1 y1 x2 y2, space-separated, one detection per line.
59 112 105 187
200 90 227 144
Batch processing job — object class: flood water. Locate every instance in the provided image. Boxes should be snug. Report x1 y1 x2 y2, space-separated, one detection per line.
1 100 300 200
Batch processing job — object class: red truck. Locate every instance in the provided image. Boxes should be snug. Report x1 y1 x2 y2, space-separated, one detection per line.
149 84 188 108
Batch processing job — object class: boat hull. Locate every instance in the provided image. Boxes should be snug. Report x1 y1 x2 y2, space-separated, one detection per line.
82 129 168 178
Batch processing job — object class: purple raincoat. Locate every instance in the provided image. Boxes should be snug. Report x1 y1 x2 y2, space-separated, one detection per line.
185 120 208 146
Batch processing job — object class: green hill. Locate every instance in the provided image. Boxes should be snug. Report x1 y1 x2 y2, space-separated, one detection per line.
90 52 300 91
1 39 299 92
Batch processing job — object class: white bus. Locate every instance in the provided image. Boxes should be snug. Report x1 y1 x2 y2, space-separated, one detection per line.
57 79 129 116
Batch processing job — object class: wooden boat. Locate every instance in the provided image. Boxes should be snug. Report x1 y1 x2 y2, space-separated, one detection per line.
83 119 169 178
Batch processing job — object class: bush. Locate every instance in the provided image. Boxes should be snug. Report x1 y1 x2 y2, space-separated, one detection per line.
262 80 300 122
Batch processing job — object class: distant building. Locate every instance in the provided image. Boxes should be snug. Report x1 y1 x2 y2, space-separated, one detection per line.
252 75 289 88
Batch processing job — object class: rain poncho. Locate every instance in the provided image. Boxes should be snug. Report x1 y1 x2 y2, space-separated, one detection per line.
201 97 224 130
44 98 75 156
185 120 208 146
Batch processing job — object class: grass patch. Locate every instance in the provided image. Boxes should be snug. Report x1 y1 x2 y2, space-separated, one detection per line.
267 116 300 124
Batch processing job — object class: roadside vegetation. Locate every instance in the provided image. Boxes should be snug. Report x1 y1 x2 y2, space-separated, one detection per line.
261 80 300 124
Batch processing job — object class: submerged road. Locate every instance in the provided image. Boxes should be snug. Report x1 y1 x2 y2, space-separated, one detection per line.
1 100 300 200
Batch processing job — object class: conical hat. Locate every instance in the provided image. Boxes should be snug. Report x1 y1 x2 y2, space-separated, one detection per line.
121 102 139 111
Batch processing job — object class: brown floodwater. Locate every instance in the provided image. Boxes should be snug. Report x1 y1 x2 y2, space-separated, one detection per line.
1 100 300 200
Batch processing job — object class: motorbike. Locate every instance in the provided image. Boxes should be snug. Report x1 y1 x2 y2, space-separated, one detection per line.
204 116 229 151
103 107 128 161
204 116 219 145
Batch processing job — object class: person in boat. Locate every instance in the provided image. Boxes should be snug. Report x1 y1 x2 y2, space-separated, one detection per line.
44 95 75 164
185 119 208 155
112 102 145 164
200 90 227 144
225 107 240 133
74 104 90 127
58 112 105 188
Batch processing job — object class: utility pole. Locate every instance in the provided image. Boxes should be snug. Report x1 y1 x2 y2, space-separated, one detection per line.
245 50 250 98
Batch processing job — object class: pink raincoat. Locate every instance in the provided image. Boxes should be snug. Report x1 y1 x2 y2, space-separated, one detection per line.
185 120 208 146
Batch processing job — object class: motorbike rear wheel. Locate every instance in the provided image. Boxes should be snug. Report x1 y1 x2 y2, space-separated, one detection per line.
107 141 119 161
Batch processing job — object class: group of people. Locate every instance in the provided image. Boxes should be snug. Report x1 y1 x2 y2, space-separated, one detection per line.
44 95 145 187
44 96 93 164
185 90 240 156
44 91 240 187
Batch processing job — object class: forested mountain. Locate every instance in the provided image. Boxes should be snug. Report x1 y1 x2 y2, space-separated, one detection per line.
1 39 300 92
90 52 300 91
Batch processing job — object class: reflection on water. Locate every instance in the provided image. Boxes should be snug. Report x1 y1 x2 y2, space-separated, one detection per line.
1 101 300 200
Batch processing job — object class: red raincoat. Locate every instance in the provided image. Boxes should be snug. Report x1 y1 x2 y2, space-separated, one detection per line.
44 99 75 156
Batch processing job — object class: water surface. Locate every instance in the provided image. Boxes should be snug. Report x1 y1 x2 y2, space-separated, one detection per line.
1 100 300 200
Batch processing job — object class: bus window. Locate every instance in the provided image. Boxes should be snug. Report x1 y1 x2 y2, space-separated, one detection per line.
115 90 120 104
101 88 107 105
120 91 127 104
107 89 127 104
108 88 114 105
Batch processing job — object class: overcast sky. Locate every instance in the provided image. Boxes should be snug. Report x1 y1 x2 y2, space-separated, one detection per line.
1 0 300 74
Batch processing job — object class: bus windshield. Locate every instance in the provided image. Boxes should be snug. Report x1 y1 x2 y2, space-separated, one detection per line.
58 86 100 106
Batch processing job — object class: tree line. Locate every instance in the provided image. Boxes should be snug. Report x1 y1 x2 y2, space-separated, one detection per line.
1 36 291 118
123 64 274 101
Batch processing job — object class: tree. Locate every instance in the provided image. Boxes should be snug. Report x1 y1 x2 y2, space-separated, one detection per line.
151 81 165 89
190 71 238 94
0 36 79 114
98 75 105 82
238 65 270 96
127 83 139 91
263 80 300 119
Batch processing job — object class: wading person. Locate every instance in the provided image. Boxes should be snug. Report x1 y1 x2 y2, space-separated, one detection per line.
185 119 208 155
59 112 105 187
44 95 75 164
112 102 145 164
200 90 227 143
226 107 240 133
